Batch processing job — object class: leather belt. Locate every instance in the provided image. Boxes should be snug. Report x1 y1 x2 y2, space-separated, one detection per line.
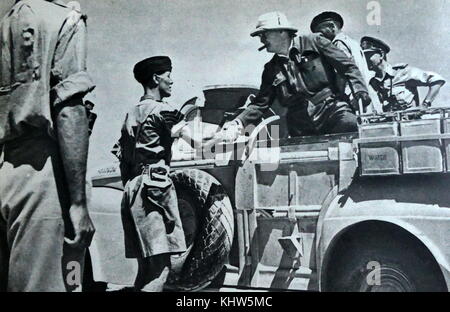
141 163 170 179
307 88 335 106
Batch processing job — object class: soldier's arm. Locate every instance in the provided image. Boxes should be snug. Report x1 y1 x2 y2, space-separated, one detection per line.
56 100 89 208
52 12 95 248
423 82 445 106
404 66 446 105
314 34 368 94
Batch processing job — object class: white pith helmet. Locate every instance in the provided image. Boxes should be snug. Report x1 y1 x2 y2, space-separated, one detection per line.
250 11 298 37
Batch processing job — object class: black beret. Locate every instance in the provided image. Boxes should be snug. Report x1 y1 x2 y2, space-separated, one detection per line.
360 36 391 54
133 56 172 84
310 11 344 32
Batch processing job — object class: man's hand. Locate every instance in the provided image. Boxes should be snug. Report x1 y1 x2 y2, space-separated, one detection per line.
352 91 372 113
243 94 256 108
422 100 432 109
65 204 95 249
221 120 243 143
354 91 372 107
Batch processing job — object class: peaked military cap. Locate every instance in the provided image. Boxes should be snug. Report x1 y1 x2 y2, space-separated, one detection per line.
360 36 391 54
133 56 172 84
362 47 384 60
310 11 344 32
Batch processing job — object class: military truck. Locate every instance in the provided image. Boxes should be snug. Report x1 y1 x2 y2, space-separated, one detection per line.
86 85 450 292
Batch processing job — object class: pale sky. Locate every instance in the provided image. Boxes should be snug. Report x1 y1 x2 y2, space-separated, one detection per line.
1 0 450 169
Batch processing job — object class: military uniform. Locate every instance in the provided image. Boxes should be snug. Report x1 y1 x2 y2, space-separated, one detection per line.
369 63 446 111
332 33 382 112
238 33 368 137
310 12 381 113
0 0 94 291
119 95 186 259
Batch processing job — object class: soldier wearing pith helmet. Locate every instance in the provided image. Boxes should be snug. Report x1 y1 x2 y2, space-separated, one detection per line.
250 11 298 38
222 11 370 140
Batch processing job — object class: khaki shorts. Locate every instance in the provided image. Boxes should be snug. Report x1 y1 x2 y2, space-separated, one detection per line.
121 166 186 259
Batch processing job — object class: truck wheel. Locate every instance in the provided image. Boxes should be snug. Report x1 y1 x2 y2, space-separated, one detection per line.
166 169 234 291
326 235 447 292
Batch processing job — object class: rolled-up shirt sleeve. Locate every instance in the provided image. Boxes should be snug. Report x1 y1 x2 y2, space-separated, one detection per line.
403 66 446 87
51 11 95 107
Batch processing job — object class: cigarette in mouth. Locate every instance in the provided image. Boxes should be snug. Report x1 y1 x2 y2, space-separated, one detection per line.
258 45 267 51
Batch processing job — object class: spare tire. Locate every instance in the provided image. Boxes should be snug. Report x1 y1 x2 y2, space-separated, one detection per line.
166 169 234 291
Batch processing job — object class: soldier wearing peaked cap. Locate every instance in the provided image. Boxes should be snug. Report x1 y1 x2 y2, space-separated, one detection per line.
0 0 95 291
311 11 382 113
222 11 370 141
363 40 446 111
117 56 209 291
361 36 391 55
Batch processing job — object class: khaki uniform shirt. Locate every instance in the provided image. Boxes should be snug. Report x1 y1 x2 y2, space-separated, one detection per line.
333 32 382 112
119 95 187 258
0 0 95 143
370 63 446 110
118 95 183 184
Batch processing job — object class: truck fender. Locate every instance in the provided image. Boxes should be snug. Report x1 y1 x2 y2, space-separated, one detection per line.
317 194 450 290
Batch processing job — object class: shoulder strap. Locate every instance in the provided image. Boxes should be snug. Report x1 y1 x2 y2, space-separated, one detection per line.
131 109 147 165
392 63 409 70
130 101 163 165
333 39 352 56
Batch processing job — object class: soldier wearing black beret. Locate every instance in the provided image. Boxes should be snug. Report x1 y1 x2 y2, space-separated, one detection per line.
117 55 212 291
133 56 173 86
118 56 188 292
